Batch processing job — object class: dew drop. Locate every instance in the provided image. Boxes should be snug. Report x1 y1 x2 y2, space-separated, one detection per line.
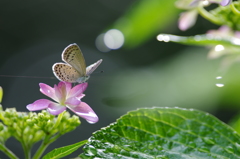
214 45 224 52
216 76 222 79
215 76 224 87
216 83 224 87
156 34 170 42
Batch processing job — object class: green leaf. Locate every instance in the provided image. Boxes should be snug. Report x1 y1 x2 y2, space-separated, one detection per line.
43 140 87 159
80 107 240 159
157 33 240 48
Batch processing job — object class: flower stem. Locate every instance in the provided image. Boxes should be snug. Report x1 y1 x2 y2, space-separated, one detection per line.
230 3 240 15
197 6 223 25
21 142 31 159
32 112 64 159
54 111 65 128
32 134 61 159
0 144 19 159
32 135 50 159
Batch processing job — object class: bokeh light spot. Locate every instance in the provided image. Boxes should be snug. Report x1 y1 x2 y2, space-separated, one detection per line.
95 33 111 52
214 45 224 52
104 29 124 50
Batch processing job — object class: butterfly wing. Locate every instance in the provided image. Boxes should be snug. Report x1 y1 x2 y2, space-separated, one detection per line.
61 43 86 77
52 63 81 83
86 59 103 76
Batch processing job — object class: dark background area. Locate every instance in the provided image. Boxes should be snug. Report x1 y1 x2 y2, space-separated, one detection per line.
0 0 239 158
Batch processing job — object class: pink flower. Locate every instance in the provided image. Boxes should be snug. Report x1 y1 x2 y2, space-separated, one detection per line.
26 82 98 124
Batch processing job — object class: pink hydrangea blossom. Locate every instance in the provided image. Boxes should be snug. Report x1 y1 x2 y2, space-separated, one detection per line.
27 82 98 124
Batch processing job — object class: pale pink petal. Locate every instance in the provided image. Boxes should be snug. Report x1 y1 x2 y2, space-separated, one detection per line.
65 96 81 106
54 84 63 102
64 82 72 92
67 102 98 124
26 99 53 111
57 81 65 87
58 82 67 97
178 10 198 31
189 0 201 7
68 83 88 98
220 0 231 6
218 25 231 33
47 103 66 115
207 26 233 38
235 31 240 39
78 94 85 99
39 83 57 101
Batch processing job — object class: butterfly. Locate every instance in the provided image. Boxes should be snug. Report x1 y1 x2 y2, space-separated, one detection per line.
52 43 102 83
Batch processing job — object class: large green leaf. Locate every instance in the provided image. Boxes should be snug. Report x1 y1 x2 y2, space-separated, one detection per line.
42 140 87 159
80 107 240 159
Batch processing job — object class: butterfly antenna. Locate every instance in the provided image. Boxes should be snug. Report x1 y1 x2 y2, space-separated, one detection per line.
93 70 104 74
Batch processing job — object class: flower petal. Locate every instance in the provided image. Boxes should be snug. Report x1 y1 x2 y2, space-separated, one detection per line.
39 83 57 101
64 82 72 92
58 82 66 96
67 102 98 124
220 0 231 6
54 83 63 102
26 99 53 111
68 83 88 98
178 10 198 31
47 103 66 115
65 96 81 107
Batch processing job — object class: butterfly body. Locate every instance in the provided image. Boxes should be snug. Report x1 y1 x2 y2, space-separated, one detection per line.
76 76 90 83
52 43 102 83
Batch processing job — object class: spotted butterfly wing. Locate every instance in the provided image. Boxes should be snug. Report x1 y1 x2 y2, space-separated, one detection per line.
52 63 81 83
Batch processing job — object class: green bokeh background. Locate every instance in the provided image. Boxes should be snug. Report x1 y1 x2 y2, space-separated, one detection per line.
0 0 239 158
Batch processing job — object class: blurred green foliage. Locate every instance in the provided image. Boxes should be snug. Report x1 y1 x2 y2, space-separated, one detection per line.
109 0 180 48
